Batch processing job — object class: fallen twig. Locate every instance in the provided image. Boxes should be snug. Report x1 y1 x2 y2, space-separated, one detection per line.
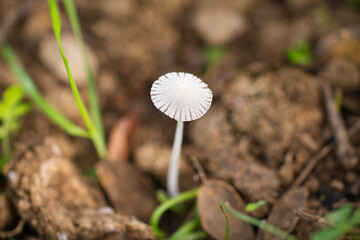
291 120 360 188
190 156 207 183
292 209 327 225
322 83 358 169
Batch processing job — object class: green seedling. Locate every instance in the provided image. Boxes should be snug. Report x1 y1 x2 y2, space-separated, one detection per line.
220 202 298 240
286 40 314 66
203 45 227 73
62 0 104 143
167 209 206 240
47 0 106 159
316 1 331 28
156 190 191 215
219 204 230 240
311 205 360 240
246 199 266 213
334 88 343 112
1 0 107 159
150 188 199 238
0 85 31 171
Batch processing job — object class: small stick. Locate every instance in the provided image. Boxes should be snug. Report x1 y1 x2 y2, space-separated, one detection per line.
322 83 358 169
190 156 207 183
291 120 360 188
0 219 25 238
292 209 327 225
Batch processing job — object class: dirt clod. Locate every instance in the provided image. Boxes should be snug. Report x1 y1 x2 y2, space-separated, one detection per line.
6 136 155 240
233 160 281 202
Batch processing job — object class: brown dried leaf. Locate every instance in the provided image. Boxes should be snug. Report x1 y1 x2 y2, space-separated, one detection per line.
197 180 254 240
107 113 139 162
96 161 157 222
260 187 308 240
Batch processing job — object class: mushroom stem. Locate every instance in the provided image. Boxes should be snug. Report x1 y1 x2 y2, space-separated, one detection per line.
167 120 184 197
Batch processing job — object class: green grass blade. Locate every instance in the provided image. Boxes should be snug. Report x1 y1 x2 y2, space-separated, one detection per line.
220 203 298 240
150 188 199 238
169 230 207 240
47 0 107 159
0 44 90 138
220 204 230 240
168 216 201 239
62 0 104 143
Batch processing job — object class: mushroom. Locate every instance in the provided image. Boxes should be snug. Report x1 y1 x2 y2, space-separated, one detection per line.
151 72 213 197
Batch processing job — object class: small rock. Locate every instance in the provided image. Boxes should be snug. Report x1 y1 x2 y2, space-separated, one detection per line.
193 6 247 45
39 33 98 87
305 177 320 193
279 162 295 185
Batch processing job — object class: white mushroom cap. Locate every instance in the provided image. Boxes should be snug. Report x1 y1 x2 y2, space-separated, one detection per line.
151 72 213 122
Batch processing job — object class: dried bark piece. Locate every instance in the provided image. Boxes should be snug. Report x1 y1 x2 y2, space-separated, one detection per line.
96 160 157 221
6 136 155 240
233 161 281 202
197 180 254 240
260 187 308 240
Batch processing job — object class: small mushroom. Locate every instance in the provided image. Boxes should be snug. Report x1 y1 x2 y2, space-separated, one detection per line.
151 72 212 197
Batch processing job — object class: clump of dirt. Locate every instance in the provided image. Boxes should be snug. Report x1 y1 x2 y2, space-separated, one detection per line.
222 67 322 167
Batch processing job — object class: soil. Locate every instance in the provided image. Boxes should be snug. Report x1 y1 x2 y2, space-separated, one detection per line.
0 0 360 239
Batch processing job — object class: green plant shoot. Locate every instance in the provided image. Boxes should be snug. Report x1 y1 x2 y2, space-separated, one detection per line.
47 0 107 159
62 0 104 143
0 85 31 171
220 202 298 240
286 40 314 66
150 188 199 238
167 209 206 240
203 45 227 74
0 44 90 139
246 199 266 213
311 205 360 240
220 204 230 240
